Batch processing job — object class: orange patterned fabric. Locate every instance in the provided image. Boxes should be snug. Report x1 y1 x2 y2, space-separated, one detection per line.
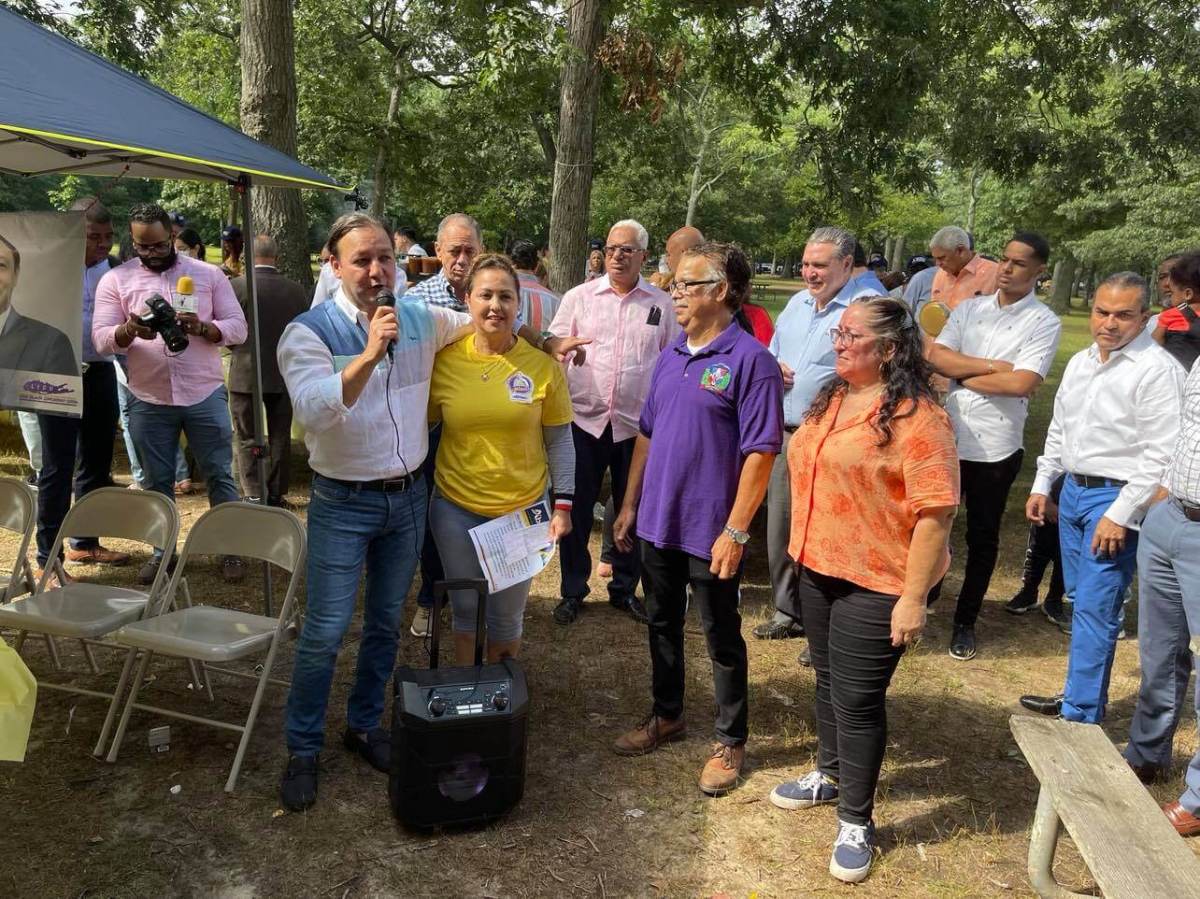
930 254 999 309
787 392 960 596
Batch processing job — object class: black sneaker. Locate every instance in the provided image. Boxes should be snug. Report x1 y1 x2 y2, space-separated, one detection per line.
797 645 812 668
280 754 319 811
343 726 390 773
753 611 806 639
610 594 649 625
553 596 583 625
1005 590 1039 615
1042 596 1069 629
949 623 976 661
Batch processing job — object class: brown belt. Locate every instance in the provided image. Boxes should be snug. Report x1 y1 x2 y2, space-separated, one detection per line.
1175 497 1200 523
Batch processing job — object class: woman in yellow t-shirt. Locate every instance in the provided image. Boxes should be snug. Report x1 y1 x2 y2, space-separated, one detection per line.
428 254 575 664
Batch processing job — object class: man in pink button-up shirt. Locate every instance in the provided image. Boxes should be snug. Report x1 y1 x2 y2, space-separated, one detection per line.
547 219 678 626
93 203 248 583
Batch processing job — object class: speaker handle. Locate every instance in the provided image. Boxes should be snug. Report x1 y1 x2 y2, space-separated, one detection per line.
430 579 489 669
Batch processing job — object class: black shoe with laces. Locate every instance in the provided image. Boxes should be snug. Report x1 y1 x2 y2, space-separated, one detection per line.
753 611 806 639
343 726 391 773
949 623 977 661
280 754 319 811
553 596 583 625
1005 589 1039 615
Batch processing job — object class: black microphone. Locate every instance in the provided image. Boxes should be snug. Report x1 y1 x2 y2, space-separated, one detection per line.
375 286 395 360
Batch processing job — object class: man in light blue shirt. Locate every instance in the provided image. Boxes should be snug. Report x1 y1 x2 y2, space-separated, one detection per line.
757 226 881 641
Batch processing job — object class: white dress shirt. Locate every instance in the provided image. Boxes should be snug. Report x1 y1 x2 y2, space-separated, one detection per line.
937 291 1062 462
1168 360 1200 505
278 288 467 481
1033 326 1184 528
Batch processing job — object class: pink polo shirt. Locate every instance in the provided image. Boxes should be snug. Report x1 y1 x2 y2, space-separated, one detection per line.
93 255 248 406
547 274 678 442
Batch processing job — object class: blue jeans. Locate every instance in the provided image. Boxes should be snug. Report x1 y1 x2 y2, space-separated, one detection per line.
285 473 426 756
1124 499 1200 809
127 386 240 556
118 379 189 486
1058 477 1139 723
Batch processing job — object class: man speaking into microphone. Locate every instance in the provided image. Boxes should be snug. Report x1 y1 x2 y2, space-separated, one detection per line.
276 213 586 812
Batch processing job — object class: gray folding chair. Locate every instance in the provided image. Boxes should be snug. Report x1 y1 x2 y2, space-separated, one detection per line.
0 486 179 747
104 501 306 792
0 476 37 603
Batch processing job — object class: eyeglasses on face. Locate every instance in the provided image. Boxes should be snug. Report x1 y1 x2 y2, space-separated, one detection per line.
604 244 641 258
668 279 722 294
829 327 869 346
132 240 172 253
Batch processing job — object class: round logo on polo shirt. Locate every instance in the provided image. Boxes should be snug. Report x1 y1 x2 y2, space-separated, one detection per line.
699 363 732 394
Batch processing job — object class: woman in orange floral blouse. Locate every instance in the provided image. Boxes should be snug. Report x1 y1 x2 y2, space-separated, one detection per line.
769 295 960 884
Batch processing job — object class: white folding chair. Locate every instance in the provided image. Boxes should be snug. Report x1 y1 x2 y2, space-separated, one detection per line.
0 476 37 603
0 486 179 749
104 501 306 792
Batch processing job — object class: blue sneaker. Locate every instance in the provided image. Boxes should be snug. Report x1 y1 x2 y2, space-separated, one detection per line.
830 819 875 883
769 770 839 809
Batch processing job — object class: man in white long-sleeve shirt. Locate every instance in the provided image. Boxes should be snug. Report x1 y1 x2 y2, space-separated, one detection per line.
1020 272 1184 723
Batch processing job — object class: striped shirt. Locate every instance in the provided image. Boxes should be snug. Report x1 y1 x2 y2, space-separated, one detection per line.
517 272 560 334
1169 359 1200 505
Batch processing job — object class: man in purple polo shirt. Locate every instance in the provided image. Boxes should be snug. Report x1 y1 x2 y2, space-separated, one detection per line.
612 242 782 797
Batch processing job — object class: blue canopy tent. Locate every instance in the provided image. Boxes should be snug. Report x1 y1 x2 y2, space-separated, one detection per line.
0 5 346 611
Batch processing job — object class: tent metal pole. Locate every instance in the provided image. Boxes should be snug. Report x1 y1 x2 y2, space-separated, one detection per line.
238 175 274 617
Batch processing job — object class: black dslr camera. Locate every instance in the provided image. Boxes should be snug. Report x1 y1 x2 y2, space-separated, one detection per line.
138 294 189 353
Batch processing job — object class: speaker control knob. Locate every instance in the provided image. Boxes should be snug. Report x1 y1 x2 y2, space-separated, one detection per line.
492 692 508 711
428 696 447 717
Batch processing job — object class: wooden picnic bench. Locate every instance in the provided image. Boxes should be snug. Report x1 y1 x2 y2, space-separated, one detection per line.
1010 714 1200 898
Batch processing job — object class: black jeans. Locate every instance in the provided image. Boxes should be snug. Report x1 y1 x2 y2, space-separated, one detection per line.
954 448 1025 627
642 541 748 744
229 390 293 501
1018 474 1065 602
799 565 905 826
560 423 640 603
35 361 119 565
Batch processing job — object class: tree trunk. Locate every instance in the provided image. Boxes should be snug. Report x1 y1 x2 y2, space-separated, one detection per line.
883 237 894 264
547 0 609 294
370 61 407 219
239 0 312 289
966 167 981 235
1050 253 1077 314
891 236 906 271
685 126 713 228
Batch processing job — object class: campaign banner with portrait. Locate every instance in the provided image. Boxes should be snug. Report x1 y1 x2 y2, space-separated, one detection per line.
0 211 83 417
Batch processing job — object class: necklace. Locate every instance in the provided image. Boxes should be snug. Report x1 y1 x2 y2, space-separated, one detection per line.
477 334 517 381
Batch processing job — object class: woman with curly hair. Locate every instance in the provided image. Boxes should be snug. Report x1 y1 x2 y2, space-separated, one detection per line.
770 295 959 884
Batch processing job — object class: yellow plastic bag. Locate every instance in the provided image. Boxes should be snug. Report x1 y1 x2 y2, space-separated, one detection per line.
0 635 36 762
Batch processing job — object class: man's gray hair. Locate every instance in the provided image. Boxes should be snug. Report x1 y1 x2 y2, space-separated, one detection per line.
611 219 650 250
806 226 856 259
930 225 971 252
436 212 481 244
253 233 278 260
1099 271 1151 311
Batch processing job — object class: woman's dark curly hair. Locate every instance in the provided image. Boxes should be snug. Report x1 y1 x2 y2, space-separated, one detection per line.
804 295 936 447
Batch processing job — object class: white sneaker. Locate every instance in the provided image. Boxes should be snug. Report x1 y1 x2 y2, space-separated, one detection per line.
409 605 431 637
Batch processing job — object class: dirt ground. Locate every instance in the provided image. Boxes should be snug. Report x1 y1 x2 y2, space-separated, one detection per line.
3 443 1199 899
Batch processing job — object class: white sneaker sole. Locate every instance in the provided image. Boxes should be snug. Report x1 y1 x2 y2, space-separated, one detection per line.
829 856 871 883
769 785 838 810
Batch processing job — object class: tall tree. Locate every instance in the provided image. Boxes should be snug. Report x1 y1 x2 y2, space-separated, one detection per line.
239 0 311 287
547 0 609 294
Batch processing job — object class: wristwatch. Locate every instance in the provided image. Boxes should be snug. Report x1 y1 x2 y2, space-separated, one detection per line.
723 525 750 545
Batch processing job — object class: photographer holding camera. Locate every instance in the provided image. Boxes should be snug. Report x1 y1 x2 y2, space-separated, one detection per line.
93 203 248 583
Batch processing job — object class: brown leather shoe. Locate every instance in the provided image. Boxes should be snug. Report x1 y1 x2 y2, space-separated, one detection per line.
65 544 131 566
613 714 686 757
33 566 74 590
1164 801 1200 836
698 742 746 796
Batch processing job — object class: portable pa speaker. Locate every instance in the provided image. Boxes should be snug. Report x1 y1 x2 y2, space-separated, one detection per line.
389 578 528 830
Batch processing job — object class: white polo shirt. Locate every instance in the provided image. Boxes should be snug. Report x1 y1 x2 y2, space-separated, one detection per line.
936 290 1062 462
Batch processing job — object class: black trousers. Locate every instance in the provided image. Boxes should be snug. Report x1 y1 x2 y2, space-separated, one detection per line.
1018 473 1065 602
642 541 748 744
954 448 1025 627
560 423 639 602
229 390 293 501
799 565 905 826
36 361 119 565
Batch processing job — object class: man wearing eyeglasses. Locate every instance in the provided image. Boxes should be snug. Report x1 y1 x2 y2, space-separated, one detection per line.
759 227 879 647
93 203 248 584
547 219 678 626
